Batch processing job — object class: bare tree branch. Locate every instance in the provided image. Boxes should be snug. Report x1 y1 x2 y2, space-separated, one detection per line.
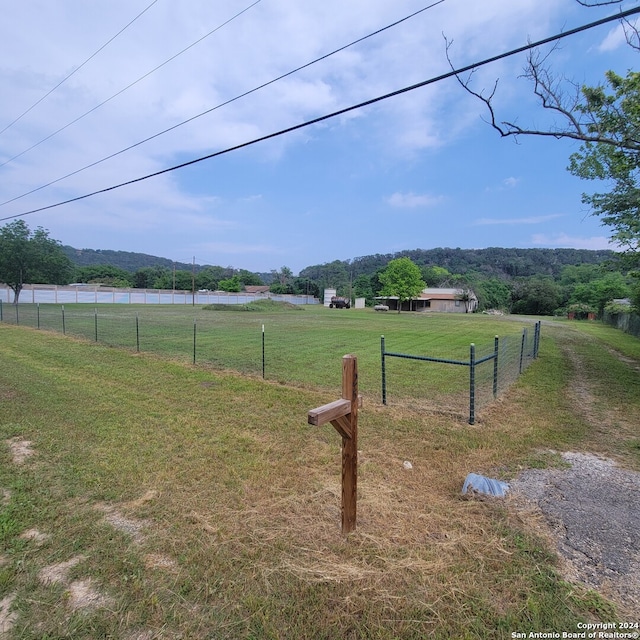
621 16 640 50
444 30 640 152
576 0 624 5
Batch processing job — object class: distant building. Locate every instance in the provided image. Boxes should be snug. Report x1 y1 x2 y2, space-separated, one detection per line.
244 285 271 294
376 287 478 313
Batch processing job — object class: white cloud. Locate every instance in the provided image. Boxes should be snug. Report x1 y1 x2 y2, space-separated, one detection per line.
530 233 618 250
0 0 619 272
598 22 637 52
387 192 443 208
475 214 564 225
503 177 519 188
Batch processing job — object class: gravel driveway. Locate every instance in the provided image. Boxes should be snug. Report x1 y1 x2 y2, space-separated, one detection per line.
510 451 640 616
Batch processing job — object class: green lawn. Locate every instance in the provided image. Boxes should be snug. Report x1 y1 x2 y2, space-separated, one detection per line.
0 308 638 638
4 303 537 410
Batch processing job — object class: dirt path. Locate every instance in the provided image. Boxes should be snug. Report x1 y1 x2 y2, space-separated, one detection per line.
509 327 640 617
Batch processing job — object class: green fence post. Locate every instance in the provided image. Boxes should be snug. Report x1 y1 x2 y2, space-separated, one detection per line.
0 299 2 322
469 343 476 425
493 335 499 398
62 305 65 335
193 319 197 365
136 314 140 353
94 308 98 342
37 303 40 329
519 328 527 374
262 324 265 379
381 335 387 405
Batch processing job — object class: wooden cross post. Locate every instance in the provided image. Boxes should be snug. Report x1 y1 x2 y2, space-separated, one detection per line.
307 354 359 534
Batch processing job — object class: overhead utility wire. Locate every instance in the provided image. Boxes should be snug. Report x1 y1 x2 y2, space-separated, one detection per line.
0 0 261 170
0 0 160 137
0 0 445 208
3 6 639 223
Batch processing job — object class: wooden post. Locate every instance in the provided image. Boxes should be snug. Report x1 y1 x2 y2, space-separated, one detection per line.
308 354 359 534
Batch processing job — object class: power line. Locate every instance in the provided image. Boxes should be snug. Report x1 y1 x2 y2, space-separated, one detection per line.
0 0 261 170
2 5 639 223
0 0 160 137
0 0 446 209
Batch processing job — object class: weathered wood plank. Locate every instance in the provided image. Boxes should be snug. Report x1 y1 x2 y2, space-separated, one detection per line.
307 398 351 426
330 416 352 440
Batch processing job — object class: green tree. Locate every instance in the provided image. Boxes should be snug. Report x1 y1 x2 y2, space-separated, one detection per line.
475 278 512 311
153 269 193 290
0 221 73 303
511 277 562 316
237 269 263 286
352 274 375 305
379 257 426 313
569 272 631 312
218 275 242 292
196 266 232 291
74 265 133 287
421 265 452 287
271 266 294 286
567 71 640 258
292 277 320 298
134 266 170 289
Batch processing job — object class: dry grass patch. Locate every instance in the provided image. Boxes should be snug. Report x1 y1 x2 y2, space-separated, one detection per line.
6 438 34 465
0 593 18 634
0 320 630 637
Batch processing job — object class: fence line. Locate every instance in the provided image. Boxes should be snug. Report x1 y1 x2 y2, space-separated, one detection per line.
0 285 318 306
1 303 541 420
381 322 541 424
602 309 640 339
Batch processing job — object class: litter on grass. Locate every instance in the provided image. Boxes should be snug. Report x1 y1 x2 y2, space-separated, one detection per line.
462 473 509 498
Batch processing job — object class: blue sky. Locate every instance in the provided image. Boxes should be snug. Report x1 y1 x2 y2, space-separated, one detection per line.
0 0 638 274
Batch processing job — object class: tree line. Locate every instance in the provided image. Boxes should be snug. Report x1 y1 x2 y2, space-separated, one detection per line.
0 219 636 315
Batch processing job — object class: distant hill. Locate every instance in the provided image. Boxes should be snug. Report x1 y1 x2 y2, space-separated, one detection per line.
62 247 274 282
345 247 617 279
62 247 194 272
64 245 617 283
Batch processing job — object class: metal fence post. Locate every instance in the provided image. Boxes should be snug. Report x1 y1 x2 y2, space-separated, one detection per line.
469 343 476 425
37 303 40 329
519 328 527 374
0 299 2 322
262 324 265 379
381 335 387 405
493 335 499 398
61 305 65 335
136 314 140 353
94 308 98 342
193 319 197 365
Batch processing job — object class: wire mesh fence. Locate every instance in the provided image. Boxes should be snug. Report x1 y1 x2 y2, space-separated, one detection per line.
602 309 640 339
381 322 541 423
1 302 541 421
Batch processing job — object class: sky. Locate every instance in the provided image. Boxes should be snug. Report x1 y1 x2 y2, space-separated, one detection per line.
0 0 638 275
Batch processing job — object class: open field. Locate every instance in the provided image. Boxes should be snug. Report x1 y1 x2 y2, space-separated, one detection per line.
0 308 639 638
1 303 540 416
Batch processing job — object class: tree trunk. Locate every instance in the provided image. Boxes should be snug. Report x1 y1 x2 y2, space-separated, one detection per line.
11 285 22 304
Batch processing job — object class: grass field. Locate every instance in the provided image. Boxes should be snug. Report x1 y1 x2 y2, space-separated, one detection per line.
2 303 540 416
0 306 639 638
